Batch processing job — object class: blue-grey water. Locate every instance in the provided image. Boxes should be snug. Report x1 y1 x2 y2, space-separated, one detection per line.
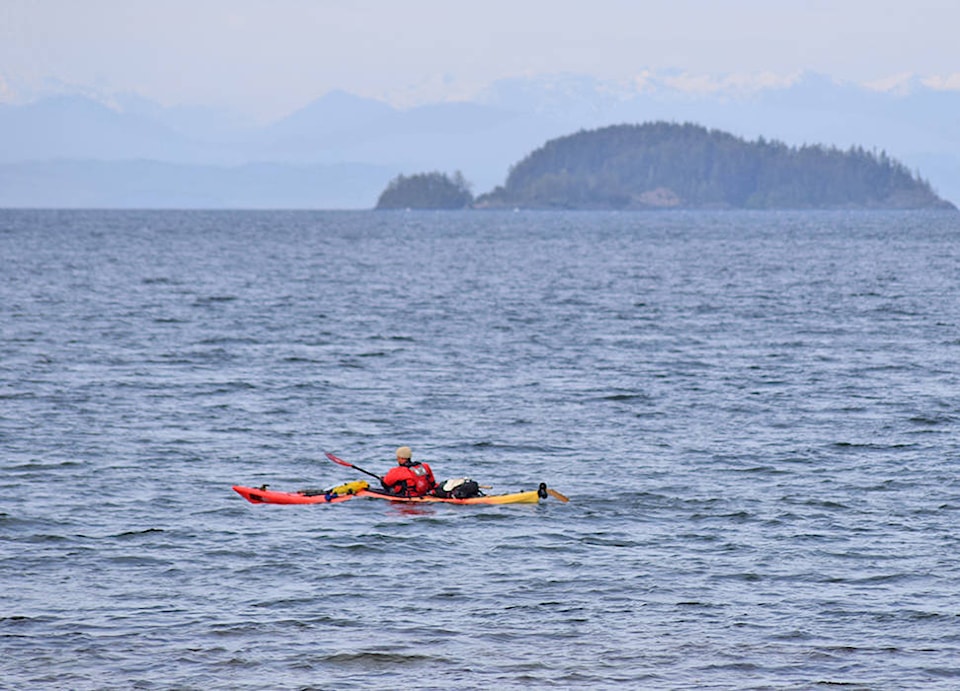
3 209 960 690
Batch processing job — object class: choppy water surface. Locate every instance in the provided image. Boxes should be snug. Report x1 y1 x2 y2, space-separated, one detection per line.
3 209 960 689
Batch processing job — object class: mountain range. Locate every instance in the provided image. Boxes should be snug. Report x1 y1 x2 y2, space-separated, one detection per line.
1 72 959 208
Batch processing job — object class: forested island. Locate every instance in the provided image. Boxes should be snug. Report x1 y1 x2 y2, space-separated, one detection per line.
375 122 954 210
375 171 473 210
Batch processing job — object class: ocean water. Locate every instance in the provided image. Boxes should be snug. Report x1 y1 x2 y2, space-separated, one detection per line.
2 208 960 690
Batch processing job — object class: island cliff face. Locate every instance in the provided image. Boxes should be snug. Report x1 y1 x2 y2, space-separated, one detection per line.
475 122 954 210
376 122 954 211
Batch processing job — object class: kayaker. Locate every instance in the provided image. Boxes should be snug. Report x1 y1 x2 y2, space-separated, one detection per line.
381 446 436 496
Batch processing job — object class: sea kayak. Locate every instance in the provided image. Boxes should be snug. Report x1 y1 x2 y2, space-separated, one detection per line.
232 482 566 506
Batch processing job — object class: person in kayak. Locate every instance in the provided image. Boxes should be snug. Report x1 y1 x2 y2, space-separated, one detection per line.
381 446 436 496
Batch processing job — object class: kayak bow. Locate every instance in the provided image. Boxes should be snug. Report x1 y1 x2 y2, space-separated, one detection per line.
232 483 364 505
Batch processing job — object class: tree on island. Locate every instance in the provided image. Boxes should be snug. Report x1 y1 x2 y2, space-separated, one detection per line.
375 171 474 209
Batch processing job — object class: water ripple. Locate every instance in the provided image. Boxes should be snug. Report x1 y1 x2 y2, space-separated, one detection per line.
2 210 960 688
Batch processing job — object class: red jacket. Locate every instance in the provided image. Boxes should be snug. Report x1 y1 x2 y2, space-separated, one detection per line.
382 461 436 496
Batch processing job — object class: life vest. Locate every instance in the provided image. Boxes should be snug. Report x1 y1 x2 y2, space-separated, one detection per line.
383 461 436 496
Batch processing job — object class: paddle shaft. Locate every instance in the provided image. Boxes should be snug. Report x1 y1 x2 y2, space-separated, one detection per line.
324 451 383 482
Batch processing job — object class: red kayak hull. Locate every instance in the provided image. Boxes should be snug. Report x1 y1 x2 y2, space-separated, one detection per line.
232 485 358 504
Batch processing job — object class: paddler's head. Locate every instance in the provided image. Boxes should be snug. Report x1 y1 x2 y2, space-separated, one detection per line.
395 446 412 464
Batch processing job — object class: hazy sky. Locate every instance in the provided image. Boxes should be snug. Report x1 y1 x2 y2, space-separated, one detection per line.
2 0 959 119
